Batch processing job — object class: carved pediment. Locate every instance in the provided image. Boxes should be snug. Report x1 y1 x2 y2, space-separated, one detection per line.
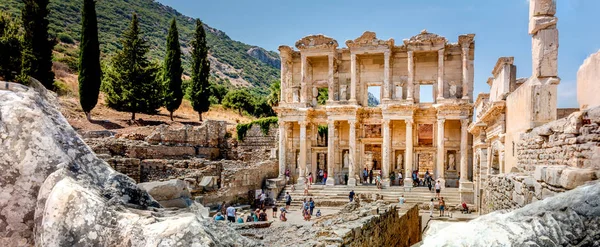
278 45 294 58
345 31 394 49
295 34 338 50
403 29 447 46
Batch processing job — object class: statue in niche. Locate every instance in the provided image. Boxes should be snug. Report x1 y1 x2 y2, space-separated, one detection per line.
396 153 403 170
365 152 374 170
340 85 348 101
449 81 458 99
395 85 403 99
297 152 301 168
448 153 456 171
318 153 325 170
343 150 349 168
293 88 300 103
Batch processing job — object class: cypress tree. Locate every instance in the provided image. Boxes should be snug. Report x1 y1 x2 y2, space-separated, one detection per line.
162 18 183 121
78 0 102 121
0 11 21 82
102 13 161 121
20 0 55 89
189 19 211 122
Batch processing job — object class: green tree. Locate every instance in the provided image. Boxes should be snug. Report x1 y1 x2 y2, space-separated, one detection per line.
267 80 280 107
188 19 211 122
78 0 102 121
162 18 183 121
0 11 21 82
209 81 228 104
20 0 55 89
102 13 162 121
222 89 253 116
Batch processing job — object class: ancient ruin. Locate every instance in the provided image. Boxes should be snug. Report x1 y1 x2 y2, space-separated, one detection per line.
277 30 476 202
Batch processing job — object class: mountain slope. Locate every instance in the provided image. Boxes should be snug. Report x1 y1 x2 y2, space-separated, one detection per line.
0 0 279 91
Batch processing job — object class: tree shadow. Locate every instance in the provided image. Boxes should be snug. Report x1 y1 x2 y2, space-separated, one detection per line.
89 119 124 129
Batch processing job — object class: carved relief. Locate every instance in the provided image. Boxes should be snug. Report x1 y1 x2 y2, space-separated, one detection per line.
449 81 458 98
345 31 394 49
340 84 348 101
295 34 338 50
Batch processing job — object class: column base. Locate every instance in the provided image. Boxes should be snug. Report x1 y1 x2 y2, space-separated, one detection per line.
459 181 474 191
404 178 413 189
325 178 336 186
438 178 447 189
348 99 358 105
347 178 357 187
297 177 306 186
462 96 469 100
459 181 475 204
382 178 391 187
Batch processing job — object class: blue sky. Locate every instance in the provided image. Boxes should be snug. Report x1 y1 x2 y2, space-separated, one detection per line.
157 0 600 108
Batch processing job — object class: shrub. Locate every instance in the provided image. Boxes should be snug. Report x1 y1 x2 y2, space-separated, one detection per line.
57 33 75 44
236 116 278 141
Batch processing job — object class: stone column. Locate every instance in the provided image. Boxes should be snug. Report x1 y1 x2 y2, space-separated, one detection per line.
460 118 469 182
280 54 288 104
461 45 470 100
383 51 391 101
350 53 357 104
459 118 474 204
301 54 308 104
326 120 336 186
328 53 335 102
404 119 414 188
407 51 414 102
436 118 446 188
382 119 391 187
348 120 357 186
437 49 445 100
278 121 287 178
297 121 308 185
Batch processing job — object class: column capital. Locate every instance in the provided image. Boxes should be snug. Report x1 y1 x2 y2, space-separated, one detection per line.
382 119 391 126
349 119 357 126
278 120 286 126
327 119 336 126
299 121 308 127
438 48 445 55
461 118 470 126
404 118 414 126
437 117 446 124
407 50 414 57
461 43 470 50
384 50 391 57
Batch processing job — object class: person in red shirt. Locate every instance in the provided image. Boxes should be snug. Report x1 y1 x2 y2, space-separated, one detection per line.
323 171 328 185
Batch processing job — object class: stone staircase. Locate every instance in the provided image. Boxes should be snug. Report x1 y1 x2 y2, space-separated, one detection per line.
278 184 462 208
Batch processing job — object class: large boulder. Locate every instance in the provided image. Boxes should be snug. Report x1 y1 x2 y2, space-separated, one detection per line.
423 182 600 246
0 81 258 246
138 179 193 208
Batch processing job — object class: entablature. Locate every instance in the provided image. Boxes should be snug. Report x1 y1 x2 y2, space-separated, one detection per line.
346 31 394 54
295 34 338 51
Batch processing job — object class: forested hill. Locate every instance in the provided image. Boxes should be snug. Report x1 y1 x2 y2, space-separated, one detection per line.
0 0 280 92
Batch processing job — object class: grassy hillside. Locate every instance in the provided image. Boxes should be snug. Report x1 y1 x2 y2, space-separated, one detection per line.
0 0 279 92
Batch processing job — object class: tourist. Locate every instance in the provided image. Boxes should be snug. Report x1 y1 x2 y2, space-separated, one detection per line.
285 168 291 183
237 214 244 223
412 170 419 187
398 171 403 186
323 171 328 185
213 212 225 221
315 209 322 217
309 198 315 215
303 207 311 221
398 194 405 206
279 210 287 221
362 168 367 184
291 184 295 192
308 172 313 185
304 182 309 196
253 210 259 222
376 174 382 189
285 192 292 210
427 175 433 192
390 171 396 186
272 204 278 218
369 169 373 184
305 176 311 189
302 198 307 211
349 190 355 202
435 180 442 199
226 205 236 223
429 198 434 218
318 169 323 183
246 213 253 222
344 173 348 185
259 210 267 221
260 192 267 208
216 201 226 215
439 197 446 217
461 202 470 214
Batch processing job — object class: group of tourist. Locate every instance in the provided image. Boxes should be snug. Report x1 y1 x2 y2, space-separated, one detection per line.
301 197 317 221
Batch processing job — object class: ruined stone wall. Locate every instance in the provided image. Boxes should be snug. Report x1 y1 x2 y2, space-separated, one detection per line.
230 124 278 162
482 106 600 213
347 205 421 247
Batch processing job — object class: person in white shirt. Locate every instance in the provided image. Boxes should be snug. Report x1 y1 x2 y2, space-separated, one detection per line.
398 172 403 186
398 194 405 206
429 198 434 218
435 180 441 199
226 205 236 223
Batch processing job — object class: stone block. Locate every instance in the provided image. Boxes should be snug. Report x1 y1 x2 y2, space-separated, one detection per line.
541 187 556 199
545 165 567 187
577 51 600 110
533 165 547 181
529 16 557 35
532 28 558 78
558 168 596 190
138 179 192 201
529 0 556 18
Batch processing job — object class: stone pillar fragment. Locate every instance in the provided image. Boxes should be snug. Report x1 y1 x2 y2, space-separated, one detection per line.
530 0 558 79
407 51 414 102
326 120 336 186
382 119 391 187
348 120 357 186
437 49 445 100
328 53 335 102
298 121 308 185
300 54 308 103
383 51 391 101
461 45 470 99
404 119 414 188
278 121 287 178
350 53 357 104
436 118 446 188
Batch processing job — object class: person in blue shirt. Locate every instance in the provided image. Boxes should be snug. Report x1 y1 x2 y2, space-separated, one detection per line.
309 198 315 215
213 212 225 221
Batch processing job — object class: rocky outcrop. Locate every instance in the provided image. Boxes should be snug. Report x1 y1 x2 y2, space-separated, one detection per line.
247 47 280 69
0 81 257 246
423 182 600 246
